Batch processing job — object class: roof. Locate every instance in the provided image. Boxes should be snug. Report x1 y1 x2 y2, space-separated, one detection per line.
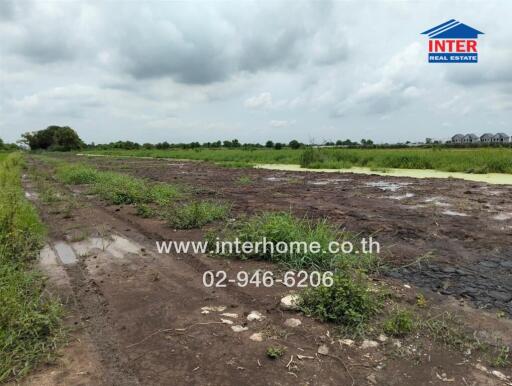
494 133 510 138
480 133 494 138
464 134 478 139
452 134 464 139
421 19 484 39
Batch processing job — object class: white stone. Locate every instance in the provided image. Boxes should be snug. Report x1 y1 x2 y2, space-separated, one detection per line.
221 319 233 325
280 294 300 310
284 318 302 328
377 334 388 342
221 313 238 318
491 370 508 381
231 325 248 333
201 305 227 313
249 333 263 342
339 339 355 347
247 311 264 322
361 340 379 349
317 344 329 355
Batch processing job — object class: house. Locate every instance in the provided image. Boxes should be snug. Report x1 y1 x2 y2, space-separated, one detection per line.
451 134 464 144
480 133 494 143
463 134 478 143
492 133 510 143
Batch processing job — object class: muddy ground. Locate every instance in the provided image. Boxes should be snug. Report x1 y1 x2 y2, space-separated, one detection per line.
19 154 512 386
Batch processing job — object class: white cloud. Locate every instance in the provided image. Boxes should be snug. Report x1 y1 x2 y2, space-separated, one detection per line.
244 92 273 109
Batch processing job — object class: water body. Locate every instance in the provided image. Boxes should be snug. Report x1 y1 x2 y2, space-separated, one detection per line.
254 164 512 185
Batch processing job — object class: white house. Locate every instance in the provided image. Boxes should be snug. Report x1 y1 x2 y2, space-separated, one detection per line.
492 133 510 143
463 134 478 143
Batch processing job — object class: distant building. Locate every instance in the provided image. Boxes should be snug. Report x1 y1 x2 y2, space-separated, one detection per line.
492 133 510 143
480 133 494 143
451 134 464 143
462 134 478 143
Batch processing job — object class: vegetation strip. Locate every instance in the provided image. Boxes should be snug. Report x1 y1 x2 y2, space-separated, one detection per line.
0 153 62 383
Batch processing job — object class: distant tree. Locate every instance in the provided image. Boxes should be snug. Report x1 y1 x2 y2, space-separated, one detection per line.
265 140 274 148
0 138 4 149
223 140 233 148
274 142 283 150
231 139 241 148
156 141 170 149
288 139 301 149
21 126 84 151
142 143 154 149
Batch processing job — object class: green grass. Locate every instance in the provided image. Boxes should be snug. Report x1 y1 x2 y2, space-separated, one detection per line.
299 273 381 329
383 308 414 337
165 201 230 229
56 163 183 206
236 175 253 185
0 153 62 382
210 211 380 271
82 147 512 174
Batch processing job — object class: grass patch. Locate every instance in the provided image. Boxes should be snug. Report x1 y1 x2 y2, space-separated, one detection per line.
210 211 380 271
298 273 381 329
266 346 285 359
0 153 62 382
166 201 230 229
383 308 414 337
236 175 252 185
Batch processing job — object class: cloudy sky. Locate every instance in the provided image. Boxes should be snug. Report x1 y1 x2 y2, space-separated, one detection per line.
1 1 511 145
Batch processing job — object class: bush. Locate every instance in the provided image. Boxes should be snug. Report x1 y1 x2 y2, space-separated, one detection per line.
166 201 229 229
299 273 381 327
92 172 149 205
383 308 414 337
299 147 325 167
57 164 100 185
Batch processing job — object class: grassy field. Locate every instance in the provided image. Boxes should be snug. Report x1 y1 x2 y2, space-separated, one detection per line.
0 153 62 382
83 147 512 174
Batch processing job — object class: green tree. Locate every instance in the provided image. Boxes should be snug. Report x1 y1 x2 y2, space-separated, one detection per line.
21 126 84 151
288 139 301 149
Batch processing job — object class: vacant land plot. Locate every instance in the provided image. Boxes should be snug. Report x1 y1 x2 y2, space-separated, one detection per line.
16 152 511 385
84 147 512 174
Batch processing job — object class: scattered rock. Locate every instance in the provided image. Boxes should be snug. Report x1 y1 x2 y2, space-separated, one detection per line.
247 311 264 322
367 374 377 385
280 294 300 310
284 318 302 328
361 340 379 349
297 354 315 360
317 344 329 355
491 370 508 381
221 319 234 325
403 284 411 289
377 334 388 343
201 305 227 313
231 325 248 333
339 339 355 347
221 312 238 319
249 333 263 342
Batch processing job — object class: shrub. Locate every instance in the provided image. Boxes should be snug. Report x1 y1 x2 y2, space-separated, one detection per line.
299 273 381 328
92 172 150 205
166 201 229 229
266 346 285 359
57 164 100 185
383 308 414 337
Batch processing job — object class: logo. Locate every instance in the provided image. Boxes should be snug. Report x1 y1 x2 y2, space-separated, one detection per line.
421 19 484 63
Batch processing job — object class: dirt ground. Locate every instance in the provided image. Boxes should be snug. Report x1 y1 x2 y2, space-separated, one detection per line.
18 154 512 386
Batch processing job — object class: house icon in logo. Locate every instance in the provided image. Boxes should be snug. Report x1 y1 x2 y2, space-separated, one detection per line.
421 20 484 63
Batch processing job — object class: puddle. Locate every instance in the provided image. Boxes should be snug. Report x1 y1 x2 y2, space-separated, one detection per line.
424 197 451 207
365 181 411 192
442 210 468 217
493 213 512 221
265 176 289 182
254 164 512 185
40 244 58 267
54 241 78 265
388 193 415 200
72 234 142 259
308 178 351 186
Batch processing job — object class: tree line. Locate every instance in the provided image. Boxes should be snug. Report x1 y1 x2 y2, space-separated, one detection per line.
17 125 368 151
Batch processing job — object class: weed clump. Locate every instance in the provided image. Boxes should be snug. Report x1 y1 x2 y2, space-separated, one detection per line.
57 164 100 184
266 346 285 359
383 308 414 337
299 273 381 328
166 201 230 229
